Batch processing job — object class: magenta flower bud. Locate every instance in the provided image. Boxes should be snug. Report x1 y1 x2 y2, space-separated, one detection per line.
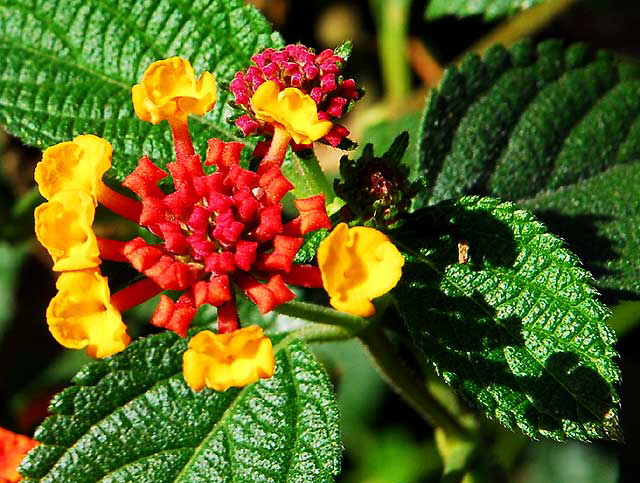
290 72 304 87
310 87 324 104
230 43 363 148
320 74 337 92
262 62 279 78
324 124 350 147
326 97 348 118
236 115 259 136
303 63 319 79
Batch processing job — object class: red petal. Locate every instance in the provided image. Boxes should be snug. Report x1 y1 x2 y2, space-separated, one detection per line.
205 139 244 168
234 240 258 271
192 275 231 307
259 166 294 204
255 205 282 242
224 165 259 190
235 273 294 314
204 251 236 274
157 222 189 254
139 197 171 226
212 210 245 246
151 294 197 337
255 235 303 272
122 155 167 199
124 238 163 272
281 265 323 288
294 194 331 234
233 189 260 222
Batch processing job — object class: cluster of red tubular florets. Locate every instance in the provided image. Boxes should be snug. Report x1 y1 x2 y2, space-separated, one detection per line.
230 44 362 148
119 138 331 337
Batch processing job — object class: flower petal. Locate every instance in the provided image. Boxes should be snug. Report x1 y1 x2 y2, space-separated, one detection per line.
182 326 275 391
34 190 100 271
318 223 404 317
46 268 130 358
251 81 332 144
132 57 216 124
34 135 112 201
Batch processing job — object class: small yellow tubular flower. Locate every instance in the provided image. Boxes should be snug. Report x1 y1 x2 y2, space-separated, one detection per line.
46 268 130 358
250 81 333 144
34 135 112 202
318 223 405 317
132 57 217 124
183 326 275 392
34 190 100 271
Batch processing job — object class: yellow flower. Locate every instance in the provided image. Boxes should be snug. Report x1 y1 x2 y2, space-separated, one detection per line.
132 57 217 124
318 223 404 317
46 268 130 358
250 81 333 144
34 190 100 271
34 134 112 202
183 326 275 391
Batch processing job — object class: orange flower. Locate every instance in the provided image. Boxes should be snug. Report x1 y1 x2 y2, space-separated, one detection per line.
34 134 112 202
132 57 216 124
250 81 333 144
183 326 275 391
318 223 404 317
0 427 37 483
46 269 130 358
34 190 100 271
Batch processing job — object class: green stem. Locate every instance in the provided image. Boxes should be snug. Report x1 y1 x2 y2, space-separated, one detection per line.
371 0 412 110
358 326 471 439
463 0 578 60
274 300 370 334
283 323 354 346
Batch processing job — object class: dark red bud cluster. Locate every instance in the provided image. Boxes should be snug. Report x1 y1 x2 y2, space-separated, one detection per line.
230 44 362 147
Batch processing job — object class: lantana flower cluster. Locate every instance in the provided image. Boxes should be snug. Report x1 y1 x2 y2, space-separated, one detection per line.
230 44 362 149
34 47 403 392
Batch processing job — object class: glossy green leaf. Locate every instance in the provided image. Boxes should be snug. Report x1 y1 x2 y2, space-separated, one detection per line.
418 40 640 297
520 162 640 299
20 331 341 483
394 196 621 441
426 0 545 20
0 0 282 180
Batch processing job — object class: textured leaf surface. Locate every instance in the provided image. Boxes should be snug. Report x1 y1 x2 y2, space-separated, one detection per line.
418 40 640 296
0 0 282 180
20 332 341 483
394 196 621 441
426 0 545 20
521 162 640 299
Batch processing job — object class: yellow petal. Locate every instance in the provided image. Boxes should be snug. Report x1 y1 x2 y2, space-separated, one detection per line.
34 190 100 271
182 326 275 392
35 135 112 201
250 81 332 144
318 223 404 317
132 57 217 124
46 268 130 358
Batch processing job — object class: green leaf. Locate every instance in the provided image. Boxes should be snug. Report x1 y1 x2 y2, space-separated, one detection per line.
425 0 545 21
418 40 640 297
20 331 341 483
393 196 621 441
520 162 640 299
359 111 422 180
0 0 282 180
